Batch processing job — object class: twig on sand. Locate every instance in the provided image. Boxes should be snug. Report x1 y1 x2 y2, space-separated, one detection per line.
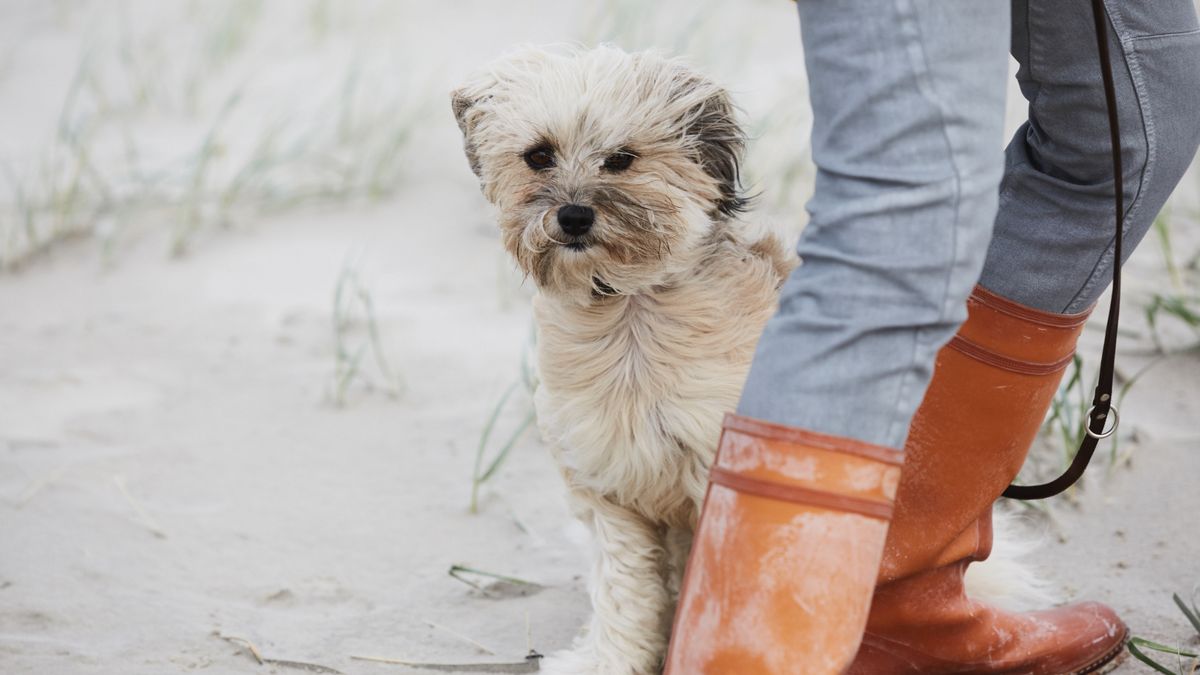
16 467 67 507
502 499 542 544
257 657 344 674
217 633 344 674
113 475 167 539
423 618 499 655
349 611 544 672
350 652 542 672
525 612 533 655
218 634 264 664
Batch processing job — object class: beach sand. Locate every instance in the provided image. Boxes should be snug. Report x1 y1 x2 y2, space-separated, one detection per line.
2 2 1198 673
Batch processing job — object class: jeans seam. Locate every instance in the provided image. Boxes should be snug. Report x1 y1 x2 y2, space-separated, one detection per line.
884 0 967 448
1021 0 1044 115
1126 27 1200 43
994 157 1030 234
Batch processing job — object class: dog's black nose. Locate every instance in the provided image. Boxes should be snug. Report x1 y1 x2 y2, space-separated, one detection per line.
557 204 594 236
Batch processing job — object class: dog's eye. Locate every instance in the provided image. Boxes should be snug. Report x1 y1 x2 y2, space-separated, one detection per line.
524 148 555 171
602 151 636 172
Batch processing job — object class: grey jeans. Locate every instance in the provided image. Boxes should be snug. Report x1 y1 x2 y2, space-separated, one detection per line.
737 0 1200 449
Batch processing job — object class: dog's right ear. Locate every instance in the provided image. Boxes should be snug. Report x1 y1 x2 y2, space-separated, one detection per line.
683 86 748 218
450 88 486 179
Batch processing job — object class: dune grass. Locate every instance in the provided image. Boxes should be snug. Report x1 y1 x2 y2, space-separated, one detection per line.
1127 591 1200 674
1 2 427 268
329 254 403 407
1146 292 1200 353
469 326 538 514
1144 206 1200 352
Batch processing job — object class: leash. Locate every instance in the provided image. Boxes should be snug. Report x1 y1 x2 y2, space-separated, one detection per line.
1003 0 1124 500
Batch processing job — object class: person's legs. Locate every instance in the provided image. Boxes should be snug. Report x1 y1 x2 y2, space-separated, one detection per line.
666 3 1010 673
982 0 1200 312
736 0 1010 451
847 2 1200 672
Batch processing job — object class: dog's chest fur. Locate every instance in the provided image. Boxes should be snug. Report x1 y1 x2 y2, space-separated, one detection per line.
532 229 792 526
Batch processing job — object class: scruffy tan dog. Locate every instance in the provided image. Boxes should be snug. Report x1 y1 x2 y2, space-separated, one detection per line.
453 45 792 674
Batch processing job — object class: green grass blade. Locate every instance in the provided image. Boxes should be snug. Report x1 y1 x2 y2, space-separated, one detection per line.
1153 209 1182 289
1146 296 1165 352
473 382 519 478
470 381 521 512
334 345 366 405
1174 593 1200 637
477 412 536 484
357 285 398 389
448 564 538 589
1109 356 1164 465
1128 638 1198 675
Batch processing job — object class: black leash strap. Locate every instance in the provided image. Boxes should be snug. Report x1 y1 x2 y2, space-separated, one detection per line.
1004 0 1124 500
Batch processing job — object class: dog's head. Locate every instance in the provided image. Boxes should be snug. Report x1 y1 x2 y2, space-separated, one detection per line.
452 46 746 300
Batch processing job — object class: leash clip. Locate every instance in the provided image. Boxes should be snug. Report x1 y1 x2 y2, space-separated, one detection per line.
1084 404 1119 440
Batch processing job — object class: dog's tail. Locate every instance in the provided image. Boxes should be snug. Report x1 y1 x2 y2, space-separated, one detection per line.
963 508 1061 611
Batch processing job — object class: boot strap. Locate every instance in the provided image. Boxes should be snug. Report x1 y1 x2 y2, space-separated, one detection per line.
709 466 894 521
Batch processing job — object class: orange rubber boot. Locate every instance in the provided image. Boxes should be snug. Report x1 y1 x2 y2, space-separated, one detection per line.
665 414 903 675
847 286 1128 674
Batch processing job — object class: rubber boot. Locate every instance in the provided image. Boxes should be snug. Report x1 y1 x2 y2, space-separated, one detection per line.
664 413 903 675
847 286 1128 674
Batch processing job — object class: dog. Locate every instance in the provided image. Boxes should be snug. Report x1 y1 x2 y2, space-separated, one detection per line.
453 45 792 673
451 45 1040 675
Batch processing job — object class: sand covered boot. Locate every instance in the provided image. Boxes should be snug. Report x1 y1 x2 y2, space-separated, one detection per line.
664 413 903 675
847 286 1127 675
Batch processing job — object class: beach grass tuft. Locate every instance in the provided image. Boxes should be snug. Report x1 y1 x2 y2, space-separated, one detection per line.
1127 591 1200 675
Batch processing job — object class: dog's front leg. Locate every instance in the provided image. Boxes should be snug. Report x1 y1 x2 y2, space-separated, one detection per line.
663 526 693 599
543 490 668 675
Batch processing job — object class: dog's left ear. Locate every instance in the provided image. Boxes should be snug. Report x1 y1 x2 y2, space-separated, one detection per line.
450 88 486 179
684 85 748 217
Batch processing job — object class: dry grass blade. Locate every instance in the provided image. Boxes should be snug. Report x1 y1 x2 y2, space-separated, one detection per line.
350 653 541 672
218 634 265 664
217 633 344 674
113 475 167 539
261 658 344 674
16 467 67 507
423 618 499 655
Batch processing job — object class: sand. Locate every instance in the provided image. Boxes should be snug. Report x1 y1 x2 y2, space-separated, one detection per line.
1 2 1198 674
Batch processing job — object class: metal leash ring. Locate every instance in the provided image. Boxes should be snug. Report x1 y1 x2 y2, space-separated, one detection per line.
1084 404 1120 440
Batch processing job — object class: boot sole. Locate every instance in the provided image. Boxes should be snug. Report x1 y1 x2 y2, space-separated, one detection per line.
1069 630 1129 675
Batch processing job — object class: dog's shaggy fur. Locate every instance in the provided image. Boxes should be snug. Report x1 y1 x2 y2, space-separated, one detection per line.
454 45 791 673
452 45 1039 675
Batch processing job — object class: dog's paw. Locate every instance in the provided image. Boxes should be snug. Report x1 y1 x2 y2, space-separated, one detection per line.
539 647 650 675
537 649 599 675
538 648 657 675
